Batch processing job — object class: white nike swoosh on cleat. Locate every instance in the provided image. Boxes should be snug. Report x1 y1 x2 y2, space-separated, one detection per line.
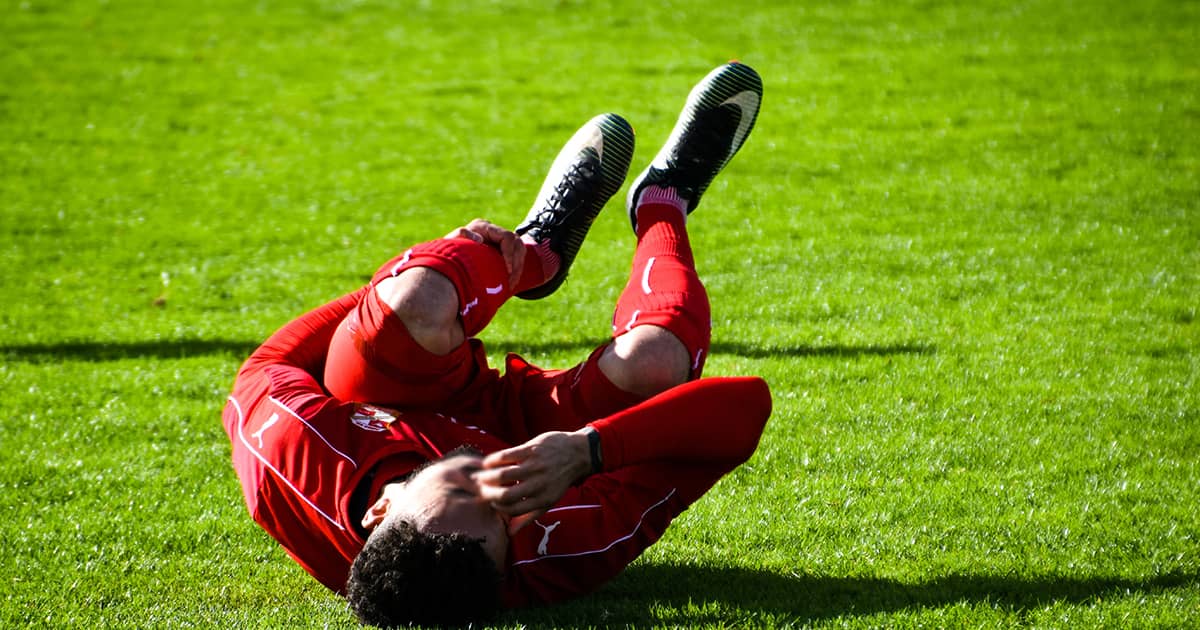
578 121 605 164
721 90 760 157
595 127 604 162
486 284 504 295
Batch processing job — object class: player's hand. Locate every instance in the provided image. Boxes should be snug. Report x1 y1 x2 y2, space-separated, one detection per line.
445 219 524 287
475 428 592 534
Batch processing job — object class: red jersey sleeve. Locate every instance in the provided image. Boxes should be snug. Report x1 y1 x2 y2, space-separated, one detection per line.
502 376 772 607
589 376 772 470
242 287 368 377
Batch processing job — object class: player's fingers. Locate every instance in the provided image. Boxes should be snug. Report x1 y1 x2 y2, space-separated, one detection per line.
458 219 505 244
468 219 509 244
465 220 520 279
478 481 522 506
485 225 519 279
487 477 551 511
444 226 483 243
473 464 527 489
464 218 494 232
482 444 533 469
500 233 524 286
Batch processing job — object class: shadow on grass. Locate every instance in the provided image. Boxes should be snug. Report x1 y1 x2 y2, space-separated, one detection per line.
711 341 935 359
1 338 934 364
0 339 261 363
516 564 1197 626
480 338 935 360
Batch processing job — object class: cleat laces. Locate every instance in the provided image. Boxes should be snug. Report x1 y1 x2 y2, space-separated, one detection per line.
524 157 598 241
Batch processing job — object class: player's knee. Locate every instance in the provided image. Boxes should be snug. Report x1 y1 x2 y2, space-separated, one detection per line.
599 326 690 398
375 269 464 355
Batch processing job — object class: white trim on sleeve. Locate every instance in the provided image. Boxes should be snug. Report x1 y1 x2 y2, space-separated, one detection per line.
511 488 676 567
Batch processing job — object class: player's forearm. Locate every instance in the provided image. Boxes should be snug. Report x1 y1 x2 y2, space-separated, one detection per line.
246 287 368 372
588 376 772 471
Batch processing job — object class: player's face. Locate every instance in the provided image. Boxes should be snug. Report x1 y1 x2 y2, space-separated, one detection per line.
397 452 510 567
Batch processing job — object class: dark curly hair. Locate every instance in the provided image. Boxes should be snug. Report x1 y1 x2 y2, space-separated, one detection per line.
346 518 501 628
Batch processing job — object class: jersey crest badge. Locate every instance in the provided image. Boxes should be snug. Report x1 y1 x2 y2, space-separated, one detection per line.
351 404 397 432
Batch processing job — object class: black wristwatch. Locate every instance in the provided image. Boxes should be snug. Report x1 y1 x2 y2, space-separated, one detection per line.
586 427 603 475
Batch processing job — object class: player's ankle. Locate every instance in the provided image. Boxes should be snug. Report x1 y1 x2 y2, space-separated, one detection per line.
519 237 562 289
633 186 687 233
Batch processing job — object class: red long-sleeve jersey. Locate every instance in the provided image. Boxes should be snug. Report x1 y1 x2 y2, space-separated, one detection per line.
222 291 771 606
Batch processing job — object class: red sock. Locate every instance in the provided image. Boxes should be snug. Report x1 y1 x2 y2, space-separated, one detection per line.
514 239 561 294
612 187 711 377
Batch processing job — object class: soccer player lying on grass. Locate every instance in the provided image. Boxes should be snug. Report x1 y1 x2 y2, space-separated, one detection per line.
221 62 770 627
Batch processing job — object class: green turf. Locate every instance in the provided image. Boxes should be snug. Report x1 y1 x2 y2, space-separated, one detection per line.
2 0 1197 627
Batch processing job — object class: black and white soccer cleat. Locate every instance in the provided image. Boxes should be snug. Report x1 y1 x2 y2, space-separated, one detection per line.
516 113 635 299
627 62 762 231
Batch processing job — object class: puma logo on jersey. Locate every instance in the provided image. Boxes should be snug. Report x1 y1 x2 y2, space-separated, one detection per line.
535 520 561 556
250 413 280 449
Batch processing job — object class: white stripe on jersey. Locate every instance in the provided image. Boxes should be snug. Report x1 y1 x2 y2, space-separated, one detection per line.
268 395 358 468
511 488 676 566
229 395 346 532
544 503 602 514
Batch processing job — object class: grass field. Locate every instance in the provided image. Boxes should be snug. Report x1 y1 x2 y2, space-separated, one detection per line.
2 0 1198 627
